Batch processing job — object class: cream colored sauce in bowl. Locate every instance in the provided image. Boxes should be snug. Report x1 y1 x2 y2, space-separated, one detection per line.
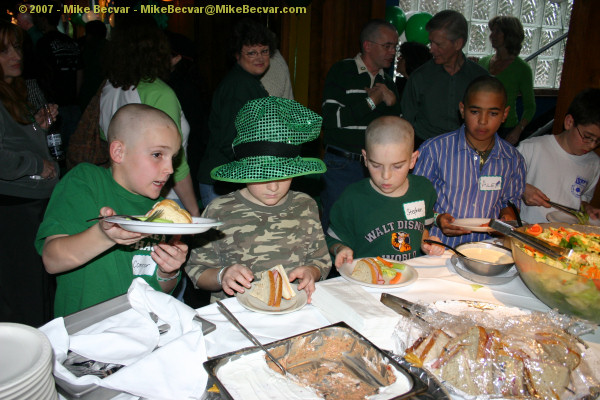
460 248 513 264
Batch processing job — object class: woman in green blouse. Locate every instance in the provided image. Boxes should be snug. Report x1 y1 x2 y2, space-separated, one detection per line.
479 16 536 145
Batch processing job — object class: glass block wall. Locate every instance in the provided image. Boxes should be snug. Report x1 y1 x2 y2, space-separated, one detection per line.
393 0 573 88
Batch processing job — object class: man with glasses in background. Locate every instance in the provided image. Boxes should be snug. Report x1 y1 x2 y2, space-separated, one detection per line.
401 10 488 147
320 19 401 233
518 88 600 223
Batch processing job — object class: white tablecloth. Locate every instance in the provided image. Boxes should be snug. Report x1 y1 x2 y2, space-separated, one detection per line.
58 254 599 399
197 254 600 357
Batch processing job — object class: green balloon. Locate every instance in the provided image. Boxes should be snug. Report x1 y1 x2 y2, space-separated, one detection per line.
385 6 406 35
405 12 433 44
70 13 84 27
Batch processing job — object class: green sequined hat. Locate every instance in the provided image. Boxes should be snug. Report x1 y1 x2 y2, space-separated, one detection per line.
211 97 326 183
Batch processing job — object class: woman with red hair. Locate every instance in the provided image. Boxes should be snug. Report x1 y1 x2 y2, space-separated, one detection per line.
0 20 59 326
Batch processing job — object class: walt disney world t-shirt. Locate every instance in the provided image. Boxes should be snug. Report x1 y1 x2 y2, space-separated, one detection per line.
326 175 437 261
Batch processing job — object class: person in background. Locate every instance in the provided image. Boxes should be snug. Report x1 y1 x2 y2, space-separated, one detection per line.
34 0 82 149
320 19 400 233
100 13 200 218
327 116 444 268
0 20 59 326
36 104 188 317
413 76 525 247
186 97 330 303
14 3 41 80
165 31 210 204
401 10 488 146
16 5 42 46
395 41 431 99
197 18 273 207
518 88 600 223
479 16 535 145
261 48 294 99
77 20 107 112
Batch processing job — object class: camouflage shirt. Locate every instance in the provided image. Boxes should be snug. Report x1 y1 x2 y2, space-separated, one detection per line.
185 190 331 301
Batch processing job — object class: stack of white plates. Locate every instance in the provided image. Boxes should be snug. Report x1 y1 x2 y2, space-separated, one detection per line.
0 323 57 400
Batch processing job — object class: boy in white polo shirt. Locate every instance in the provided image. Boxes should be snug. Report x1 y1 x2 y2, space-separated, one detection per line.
518 88 600 223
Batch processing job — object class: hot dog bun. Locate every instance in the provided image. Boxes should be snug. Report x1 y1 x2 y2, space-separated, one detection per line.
248 265 295 306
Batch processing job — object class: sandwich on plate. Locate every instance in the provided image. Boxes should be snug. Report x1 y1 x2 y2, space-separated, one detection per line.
144 199 193 223
249 265 296 307
351 257 406 285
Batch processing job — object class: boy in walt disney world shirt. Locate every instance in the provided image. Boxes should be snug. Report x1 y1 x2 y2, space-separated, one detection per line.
327 115 445 268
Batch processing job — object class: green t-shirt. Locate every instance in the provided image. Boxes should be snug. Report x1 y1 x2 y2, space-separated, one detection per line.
35 163 169 317
326 175 437 260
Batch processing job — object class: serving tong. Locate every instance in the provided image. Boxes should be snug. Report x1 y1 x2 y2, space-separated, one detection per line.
489 219 572 260
548 200 590 224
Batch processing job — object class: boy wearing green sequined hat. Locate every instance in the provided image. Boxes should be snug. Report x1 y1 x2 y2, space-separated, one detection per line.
186 97 331 303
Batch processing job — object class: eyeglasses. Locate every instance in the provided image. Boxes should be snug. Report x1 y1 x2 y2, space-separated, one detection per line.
367 40 398 51
575 125 600 146
242 49 270 59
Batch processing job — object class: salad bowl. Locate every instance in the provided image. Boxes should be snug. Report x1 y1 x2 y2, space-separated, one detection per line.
509 222 600 324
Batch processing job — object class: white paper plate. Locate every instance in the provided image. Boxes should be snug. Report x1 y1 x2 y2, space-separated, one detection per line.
0 323 53 391
0 363 52 398
338 258 418 289
546 211 600 226
431 299 528 318
450 218 493 232
236 284 307 314
103 216 223 235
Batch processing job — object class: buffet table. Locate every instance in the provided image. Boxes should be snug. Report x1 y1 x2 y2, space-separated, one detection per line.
198 253 600 355
56 253 600 399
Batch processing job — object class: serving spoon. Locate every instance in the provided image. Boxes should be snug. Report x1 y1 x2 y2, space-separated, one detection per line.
216 301 288 376
423 239 468 258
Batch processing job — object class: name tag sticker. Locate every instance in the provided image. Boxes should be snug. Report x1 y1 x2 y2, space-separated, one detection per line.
404 200 426 220
132 255 156 276
479 176 502 191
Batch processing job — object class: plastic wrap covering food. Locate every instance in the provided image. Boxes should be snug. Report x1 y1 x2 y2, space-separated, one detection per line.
392 300 600 400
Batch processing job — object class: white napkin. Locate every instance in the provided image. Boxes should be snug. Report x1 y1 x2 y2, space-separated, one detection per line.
311 280 401 349
40 278 208 400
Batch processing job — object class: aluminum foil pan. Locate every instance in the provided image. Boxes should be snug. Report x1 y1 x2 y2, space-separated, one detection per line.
204 322 428 400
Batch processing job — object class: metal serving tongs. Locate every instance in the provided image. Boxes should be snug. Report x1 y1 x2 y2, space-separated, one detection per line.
489 219 572 260
549 201 590 224
548 200 579 216
216 301 288 376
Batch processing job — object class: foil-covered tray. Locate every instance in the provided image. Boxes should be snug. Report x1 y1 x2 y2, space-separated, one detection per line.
204 322 429 400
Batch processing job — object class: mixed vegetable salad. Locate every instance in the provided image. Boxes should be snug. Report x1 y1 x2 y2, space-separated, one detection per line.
522 224 600 280
515 224 600 322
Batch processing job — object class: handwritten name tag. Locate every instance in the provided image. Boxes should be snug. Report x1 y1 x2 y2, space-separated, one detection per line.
404 200 426 220
132 255 156 276
479 176 502 191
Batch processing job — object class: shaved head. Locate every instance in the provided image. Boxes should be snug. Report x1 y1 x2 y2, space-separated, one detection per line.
365 116 415 153
107 104 178 146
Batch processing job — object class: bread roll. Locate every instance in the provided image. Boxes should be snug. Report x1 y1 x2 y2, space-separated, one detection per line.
146 199 192 223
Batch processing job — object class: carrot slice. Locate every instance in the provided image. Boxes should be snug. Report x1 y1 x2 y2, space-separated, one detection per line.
376 256 394 267
526 223 543 236
389 272 403 284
